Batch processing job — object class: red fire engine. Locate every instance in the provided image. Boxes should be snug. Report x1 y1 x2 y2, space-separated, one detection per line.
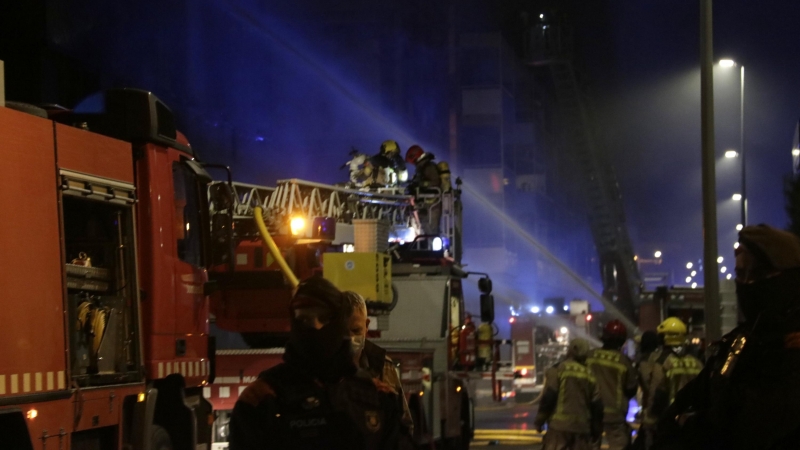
1 89 218 450
202 177 502 449
1 86 500 449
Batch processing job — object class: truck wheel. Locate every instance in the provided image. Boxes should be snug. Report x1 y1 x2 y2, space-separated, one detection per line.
151 425 173 450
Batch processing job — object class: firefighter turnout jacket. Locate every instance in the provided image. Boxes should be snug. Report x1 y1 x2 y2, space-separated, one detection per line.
644 347 702 426
587 348 638 424
229 363 407 450
534 358 604 437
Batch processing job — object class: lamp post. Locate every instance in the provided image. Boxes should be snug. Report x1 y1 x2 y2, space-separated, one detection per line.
719 59 746 226
701 0 720 341
740 64 746 226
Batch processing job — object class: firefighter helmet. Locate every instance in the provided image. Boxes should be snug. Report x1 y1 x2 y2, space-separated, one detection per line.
657 317 687 346
405 145 425 164
380 140 400 156
602 319 627 342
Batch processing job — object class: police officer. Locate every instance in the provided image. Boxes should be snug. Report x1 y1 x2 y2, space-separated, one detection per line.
643 317 701 444
343 291 414 440
534 338 604 450
587 320 638 450
405 145 443 235
229 277 407 450
656 225 800 450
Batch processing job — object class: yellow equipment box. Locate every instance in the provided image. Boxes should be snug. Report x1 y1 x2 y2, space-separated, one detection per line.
323 252 392 307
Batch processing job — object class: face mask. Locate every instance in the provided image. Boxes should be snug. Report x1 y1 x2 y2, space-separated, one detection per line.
736 270 800 322
350 335 366 356
290 323 348 362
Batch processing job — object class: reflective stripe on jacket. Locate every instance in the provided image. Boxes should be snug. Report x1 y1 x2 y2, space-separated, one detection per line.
542 359 602 434
587 348 638 423
644 348 702 425
663 353 702 402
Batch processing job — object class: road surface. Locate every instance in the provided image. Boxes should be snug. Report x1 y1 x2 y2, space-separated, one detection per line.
470 396 622 449
471 399 543 449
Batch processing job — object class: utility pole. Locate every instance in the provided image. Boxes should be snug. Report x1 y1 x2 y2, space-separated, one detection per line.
740 65 747 226
700 0 721 341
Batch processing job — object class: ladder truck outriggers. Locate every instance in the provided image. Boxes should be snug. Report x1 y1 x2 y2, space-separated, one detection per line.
206 173 503 449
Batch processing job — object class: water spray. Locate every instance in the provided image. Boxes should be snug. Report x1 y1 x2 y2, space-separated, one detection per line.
460 181 638 333
215 1 421 146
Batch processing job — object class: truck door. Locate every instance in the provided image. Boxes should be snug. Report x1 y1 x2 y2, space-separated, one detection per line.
170 159 211 371
137 145 211 385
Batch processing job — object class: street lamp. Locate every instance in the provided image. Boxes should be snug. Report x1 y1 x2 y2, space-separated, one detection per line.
732 193 742 201
724 150 738 158
719 59 746 226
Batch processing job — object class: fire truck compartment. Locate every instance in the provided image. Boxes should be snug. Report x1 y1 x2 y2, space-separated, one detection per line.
62 192 141 386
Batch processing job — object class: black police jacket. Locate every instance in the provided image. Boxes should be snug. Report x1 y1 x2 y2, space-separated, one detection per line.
229 362 406 450
659 307 800 450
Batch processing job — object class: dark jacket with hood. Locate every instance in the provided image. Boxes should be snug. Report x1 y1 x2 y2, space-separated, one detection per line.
656 225 800 450
228 278 408 450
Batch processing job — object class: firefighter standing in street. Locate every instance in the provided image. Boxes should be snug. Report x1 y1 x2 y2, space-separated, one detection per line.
641 317 701 447
587 320 638 450
229 277 408 450
534 338 604 450
343 291 414 443
655 225 800 450
631 331 659 450
405 145 443 235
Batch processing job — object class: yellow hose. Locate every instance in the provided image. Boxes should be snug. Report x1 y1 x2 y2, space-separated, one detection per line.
253 206 299 288
91 309 107 355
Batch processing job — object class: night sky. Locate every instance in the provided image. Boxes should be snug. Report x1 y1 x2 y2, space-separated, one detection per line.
594 1 800 285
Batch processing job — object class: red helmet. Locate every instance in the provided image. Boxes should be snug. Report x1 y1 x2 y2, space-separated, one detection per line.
602 320 627 341
405 145 425 164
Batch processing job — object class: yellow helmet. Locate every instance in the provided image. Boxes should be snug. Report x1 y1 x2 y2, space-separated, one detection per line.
657 317 687 346
380 140 399 156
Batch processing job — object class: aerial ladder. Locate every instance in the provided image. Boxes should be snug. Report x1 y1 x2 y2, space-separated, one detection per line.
207 176 485 449
526 16 642 320
213 178 462 261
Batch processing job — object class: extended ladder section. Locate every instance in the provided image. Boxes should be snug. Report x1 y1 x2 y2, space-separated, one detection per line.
267 179 418 229
213 179 415 227
528 21 641 317
549 61 641 316
213 178 463 261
